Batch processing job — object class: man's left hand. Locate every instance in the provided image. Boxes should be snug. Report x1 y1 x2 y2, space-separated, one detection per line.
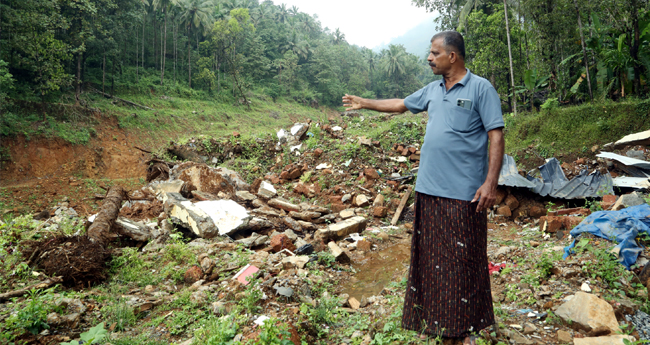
471 182 497 213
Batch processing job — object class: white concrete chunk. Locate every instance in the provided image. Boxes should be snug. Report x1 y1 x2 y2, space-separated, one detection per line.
258 181 277 199
317 216 367 241
195 200 251 237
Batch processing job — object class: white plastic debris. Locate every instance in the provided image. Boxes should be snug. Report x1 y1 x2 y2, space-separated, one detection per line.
290 124 305 136
290 144 302 152
254 315 270 326
580 282 591 292
343 159 352 167
316 163 332 170
88 214 97 222
277 129 287 144
332 126 342 131
389 156 408 162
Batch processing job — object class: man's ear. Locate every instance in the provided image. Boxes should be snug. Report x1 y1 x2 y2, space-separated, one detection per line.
449 51 457 64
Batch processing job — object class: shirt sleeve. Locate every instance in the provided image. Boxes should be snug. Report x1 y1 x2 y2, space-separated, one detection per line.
477 82 505 131
403 83 433 114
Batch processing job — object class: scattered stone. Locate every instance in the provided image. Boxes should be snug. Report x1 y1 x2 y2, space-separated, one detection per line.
184 266 203 284
163 193 219 238
236 191 257 202
613 192 645 210
257 181 277 199
555 292 620 333
372 207 388 218
496 246 512 257
270 234 296 253
557 330 572 343
282 216 303 232
340 209 355 219
281 255 310 269
497 206 512 217
328 242 350 263
295 244 314 255
349 297 361 310
523 323 537 335
354 195 370 207
342 194 352 203
373 194 385 207
289 210 321 221
317 216 368 241
505 194 520 211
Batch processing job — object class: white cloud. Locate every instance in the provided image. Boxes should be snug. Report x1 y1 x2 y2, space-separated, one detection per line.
269 0 437 48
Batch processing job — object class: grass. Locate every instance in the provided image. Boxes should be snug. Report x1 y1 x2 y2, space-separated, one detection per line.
504 98 650 162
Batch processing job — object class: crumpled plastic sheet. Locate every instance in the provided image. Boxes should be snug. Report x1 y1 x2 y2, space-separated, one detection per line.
563 204 650 269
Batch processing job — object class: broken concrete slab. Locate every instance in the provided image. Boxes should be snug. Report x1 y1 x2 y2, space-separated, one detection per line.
163 193 219 238
114 217 152 242
249 217 273 231
353 195 370 207
149 180 185 195
194 200 251 236
281 255 310 269
555 292 620 333
328 242 350 263
258 181 277 199
236 191 257 202
317 216 368 241
268 198 301 212
282 216 303 232
613 129 650 148
235 233 268 248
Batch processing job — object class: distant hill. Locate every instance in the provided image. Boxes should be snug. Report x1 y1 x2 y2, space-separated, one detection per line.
373 18 439 59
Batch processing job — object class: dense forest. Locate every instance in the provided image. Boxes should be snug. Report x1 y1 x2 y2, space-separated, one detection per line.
413 0 650 114
1 0 649 117
0 0 436 112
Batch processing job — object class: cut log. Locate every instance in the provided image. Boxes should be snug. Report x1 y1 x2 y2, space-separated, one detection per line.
87 186 126 245
391 186 413 226
0 276 63 302
90 87 154 110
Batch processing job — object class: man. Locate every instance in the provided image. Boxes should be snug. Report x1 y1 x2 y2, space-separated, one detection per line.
342 31 504 345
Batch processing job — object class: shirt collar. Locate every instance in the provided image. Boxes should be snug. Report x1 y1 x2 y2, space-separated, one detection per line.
439 68 472 88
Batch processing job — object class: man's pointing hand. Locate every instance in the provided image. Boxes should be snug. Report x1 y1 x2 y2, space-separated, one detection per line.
342 94 363 111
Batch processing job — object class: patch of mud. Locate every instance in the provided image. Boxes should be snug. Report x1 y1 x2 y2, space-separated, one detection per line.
120 200 163 221
342 241 411 300
22 236 112 288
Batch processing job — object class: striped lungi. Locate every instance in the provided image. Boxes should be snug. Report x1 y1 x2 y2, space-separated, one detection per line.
402 192 494 338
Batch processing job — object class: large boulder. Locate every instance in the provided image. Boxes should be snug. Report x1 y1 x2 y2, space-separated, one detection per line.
172 162 250 196
555 292 620 333
573 335 634 345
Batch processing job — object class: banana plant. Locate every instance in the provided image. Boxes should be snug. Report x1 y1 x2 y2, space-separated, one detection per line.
520 69 550 112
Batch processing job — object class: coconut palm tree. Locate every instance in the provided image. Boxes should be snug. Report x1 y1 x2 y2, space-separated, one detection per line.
173 0 214 88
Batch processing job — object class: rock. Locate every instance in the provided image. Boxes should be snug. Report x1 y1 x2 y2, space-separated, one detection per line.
530 205 547 218
541 215 564 233
363 168 380 179
626 149 645 160
317 216 368 241
495 188 508 205
174 163 250 195
357 239 371 251
354 195 370 207
257 181 277 199
314 213 336 224
349 297 361 309
249 217 274 231
372 207 388 218
282 216 303 232
613 192 645 211
603 195 617 203
184 266 203 284
270 234 296 253
573 335 634 345
523 323 537 335
555 292 620 333
268 198 301 212
377 232 389 241
313 148 324 157
289 211 321 221
149 180 185 195
190 290 208 305
340 209 355 219
236 191 257 201
328 242 350 263
194 199 251 236
211 301 226 316
505 194 520 210
283 229 298 241
373 194 385 207
507 329 534 344
163 193 219 238
557 330 572 343
342 194 352 203
282 255 310 269
358 137 372 147
236 233 268 248
296 220 316 231
497 206 512 217
199 256 214 273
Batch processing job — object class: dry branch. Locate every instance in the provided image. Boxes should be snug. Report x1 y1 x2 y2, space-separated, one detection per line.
0 276 63 302
391 186 413 226
87 185 126 245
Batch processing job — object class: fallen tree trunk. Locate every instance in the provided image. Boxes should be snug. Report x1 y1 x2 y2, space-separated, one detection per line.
88 185 126 245
0 276 63 302
90 87 154 111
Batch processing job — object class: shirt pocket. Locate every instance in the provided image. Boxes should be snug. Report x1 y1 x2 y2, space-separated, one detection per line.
444 103 478 133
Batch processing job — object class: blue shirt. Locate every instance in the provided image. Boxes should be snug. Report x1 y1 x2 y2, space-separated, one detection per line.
404 69 504 201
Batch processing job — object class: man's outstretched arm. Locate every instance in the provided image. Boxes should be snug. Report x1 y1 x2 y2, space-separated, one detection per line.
342 94 408 113
471 128 505 212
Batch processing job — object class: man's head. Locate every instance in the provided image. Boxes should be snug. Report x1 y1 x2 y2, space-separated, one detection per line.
428 31 465 75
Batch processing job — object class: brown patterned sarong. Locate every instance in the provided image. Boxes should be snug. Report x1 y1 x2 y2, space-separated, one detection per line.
402 192 494 337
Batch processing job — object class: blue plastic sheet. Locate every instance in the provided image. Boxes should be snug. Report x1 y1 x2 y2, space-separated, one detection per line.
563 204 650 269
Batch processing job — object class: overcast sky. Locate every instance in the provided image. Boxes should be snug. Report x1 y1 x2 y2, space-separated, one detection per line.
269 0 437 49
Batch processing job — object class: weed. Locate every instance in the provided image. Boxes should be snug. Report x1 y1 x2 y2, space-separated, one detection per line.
2 288 61 341
61 322 107 345
239 277 264 313
193 314 238 344
535 253 554 278
254 319 294 345
102 299 137 331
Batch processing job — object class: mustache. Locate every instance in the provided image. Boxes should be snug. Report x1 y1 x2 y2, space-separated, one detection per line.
429 62 436 67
